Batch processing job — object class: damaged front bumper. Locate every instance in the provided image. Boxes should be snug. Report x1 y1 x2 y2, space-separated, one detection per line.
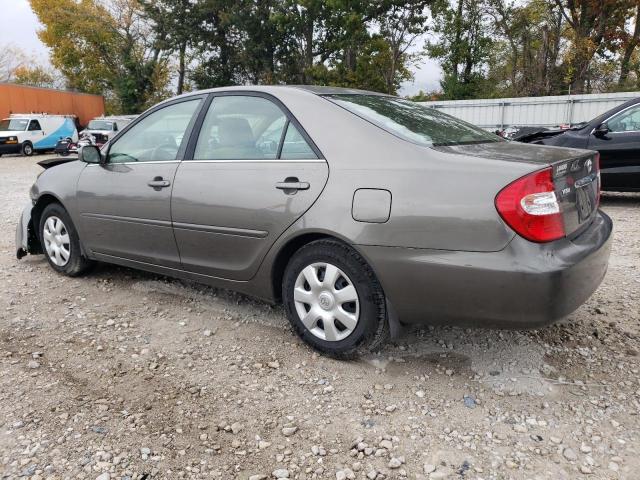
16 202 41 259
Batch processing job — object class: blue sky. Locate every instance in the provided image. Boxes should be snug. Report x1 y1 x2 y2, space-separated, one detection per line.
0 0 442 95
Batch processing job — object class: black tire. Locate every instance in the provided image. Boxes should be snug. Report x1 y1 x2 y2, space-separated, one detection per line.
39 203 94 276
283 239 389 358
22 142 34 156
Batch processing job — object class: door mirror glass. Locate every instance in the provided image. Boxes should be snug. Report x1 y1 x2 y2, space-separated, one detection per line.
79 145 101 164
593 123 609 137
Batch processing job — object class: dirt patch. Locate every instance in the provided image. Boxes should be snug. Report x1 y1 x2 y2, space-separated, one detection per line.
1 154 639 479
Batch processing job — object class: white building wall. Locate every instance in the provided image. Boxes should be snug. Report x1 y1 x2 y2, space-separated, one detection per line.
419 92 640 129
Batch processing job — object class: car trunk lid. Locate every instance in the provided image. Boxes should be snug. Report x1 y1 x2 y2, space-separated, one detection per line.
435 141 600 239
552 152 600 238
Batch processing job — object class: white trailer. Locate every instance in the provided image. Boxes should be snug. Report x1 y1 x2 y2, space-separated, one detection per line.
419 91 640 130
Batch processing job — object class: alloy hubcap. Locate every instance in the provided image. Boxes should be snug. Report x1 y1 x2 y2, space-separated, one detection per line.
293 262 360 342
43 216 71 266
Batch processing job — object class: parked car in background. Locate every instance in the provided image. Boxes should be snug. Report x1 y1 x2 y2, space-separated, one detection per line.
80 115 137 144
16 86 612 357
514 97 640 192
0 114 78 156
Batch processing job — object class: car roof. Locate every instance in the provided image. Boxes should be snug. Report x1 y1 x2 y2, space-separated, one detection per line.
178 85 391 98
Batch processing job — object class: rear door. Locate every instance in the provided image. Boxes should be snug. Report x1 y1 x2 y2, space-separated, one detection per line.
76 97 204 267
588 104 640 191
171 93 328 280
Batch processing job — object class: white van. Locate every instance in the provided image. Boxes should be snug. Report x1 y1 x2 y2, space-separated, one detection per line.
0 114 78 156
80 115 136 143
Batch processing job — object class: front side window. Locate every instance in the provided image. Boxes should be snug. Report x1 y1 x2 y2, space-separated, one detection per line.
608 105 640 132
325 94 501 147
195 96 287 160
0 119 29 131
108 99 201 163
28 120 42 131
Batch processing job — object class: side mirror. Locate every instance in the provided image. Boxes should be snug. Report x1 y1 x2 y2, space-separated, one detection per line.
593 123 609 137
79 145 102 164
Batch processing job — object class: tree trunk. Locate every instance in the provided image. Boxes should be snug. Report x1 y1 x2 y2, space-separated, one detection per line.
451 0 464 81
619 5 640 87
177 42 186 95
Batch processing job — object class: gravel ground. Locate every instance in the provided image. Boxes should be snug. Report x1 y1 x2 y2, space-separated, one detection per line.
0 154 638 480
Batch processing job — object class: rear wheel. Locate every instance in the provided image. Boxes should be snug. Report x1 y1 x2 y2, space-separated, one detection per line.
283 239 388 358
39 203 93 276
22 142 34 156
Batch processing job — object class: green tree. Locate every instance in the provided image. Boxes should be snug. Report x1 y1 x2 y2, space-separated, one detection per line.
615 3 640 88
554 0 632 93
486 0 565 96
139 0 201 94
427 0 494 99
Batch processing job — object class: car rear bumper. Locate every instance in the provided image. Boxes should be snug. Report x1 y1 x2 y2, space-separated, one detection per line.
359 210 613 328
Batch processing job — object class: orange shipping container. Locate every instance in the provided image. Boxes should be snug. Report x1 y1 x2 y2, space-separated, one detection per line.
0 83 105 127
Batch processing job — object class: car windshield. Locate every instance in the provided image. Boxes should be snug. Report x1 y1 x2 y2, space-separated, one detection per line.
88 120 114 130
324 94 501 147
0 119 29 131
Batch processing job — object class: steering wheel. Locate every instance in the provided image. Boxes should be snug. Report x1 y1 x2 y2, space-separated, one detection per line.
150 143 178 161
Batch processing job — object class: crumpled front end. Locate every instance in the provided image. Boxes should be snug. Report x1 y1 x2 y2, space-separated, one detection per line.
16 202 41 259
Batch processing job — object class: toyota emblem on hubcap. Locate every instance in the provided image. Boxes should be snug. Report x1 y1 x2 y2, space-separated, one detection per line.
318 292 334 310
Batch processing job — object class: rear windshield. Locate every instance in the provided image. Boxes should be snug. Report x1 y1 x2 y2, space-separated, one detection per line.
88 120 114 130
324 94 501 147
0 119 29 131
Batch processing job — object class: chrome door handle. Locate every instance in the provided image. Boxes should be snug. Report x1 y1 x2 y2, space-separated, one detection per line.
148 177 171 188
276 177 310 193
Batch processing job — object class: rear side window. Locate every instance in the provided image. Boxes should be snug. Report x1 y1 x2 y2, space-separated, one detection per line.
195 96 287 160
280 123 317 159
194 95 318 160
28 120 42 131
324 94 501 147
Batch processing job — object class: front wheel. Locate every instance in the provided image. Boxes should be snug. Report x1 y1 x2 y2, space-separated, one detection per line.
39 203 94 276
22 142 34 156
283 239 388 358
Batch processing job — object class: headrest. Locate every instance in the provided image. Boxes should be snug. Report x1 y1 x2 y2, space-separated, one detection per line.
218 117 255 147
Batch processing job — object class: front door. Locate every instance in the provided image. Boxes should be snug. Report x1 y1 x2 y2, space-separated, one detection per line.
27 119 43 146
588 104 640 190
76 97 204 267
171 93 329 280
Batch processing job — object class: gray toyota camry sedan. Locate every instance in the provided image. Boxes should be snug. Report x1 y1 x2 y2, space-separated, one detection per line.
16 86 612 357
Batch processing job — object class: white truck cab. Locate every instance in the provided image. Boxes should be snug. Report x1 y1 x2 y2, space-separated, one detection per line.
80 115 136 143
0 114 78 156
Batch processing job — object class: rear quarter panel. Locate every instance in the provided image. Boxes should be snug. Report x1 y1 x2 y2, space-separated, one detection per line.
269 89 539 253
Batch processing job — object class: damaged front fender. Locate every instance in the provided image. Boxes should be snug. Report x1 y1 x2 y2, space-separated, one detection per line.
16 203 41 259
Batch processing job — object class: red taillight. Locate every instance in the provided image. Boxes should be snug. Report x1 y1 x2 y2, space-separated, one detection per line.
495 167 565 243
